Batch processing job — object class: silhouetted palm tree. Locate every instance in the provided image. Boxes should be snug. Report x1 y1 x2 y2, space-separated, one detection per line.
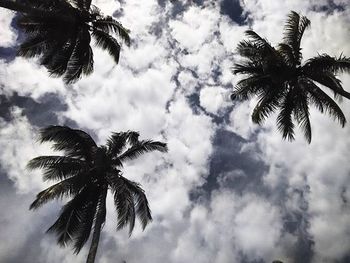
0 0 130 83
28 126 167 263
231 11 350 143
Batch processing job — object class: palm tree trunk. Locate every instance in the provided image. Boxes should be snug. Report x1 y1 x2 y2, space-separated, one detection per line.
86 188 107 263
0 0 74 23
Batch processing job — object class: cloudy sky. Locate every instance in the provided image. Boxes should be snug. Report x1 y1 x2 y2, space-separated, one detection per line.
0 0 350 262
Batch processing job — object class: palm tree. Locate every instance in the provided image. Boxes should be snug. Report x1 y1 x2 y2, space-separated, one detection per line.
231 11 350 143
0 0 130 83
27 126 167 263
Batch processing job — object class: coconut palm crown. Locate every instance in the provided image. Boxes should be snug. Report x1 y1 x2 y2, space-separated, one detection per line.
28 126 167 263
231 11 350 143
0 0 130 83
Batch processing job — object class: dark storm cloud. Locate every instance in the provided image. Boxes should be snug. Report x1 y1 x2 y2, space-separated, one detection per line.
112 0 125 17
0 92 69 126
0 46 16 62
311 0 346 13
281 187 314 263
220 0 247 25
202 129 268 195
187 92 233 124
157 0 214 18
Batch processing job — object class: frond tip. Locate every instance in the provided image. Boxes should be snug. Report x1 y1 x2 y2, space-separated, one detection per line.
39 125 97 160
118 140 168 161
93 17 131 46
92 29 121 63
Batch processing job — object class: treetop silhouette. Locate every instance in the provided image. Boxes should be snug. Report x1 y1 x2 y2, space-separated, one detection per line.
28 125 167 263
231 11 350 143
0 0 130 83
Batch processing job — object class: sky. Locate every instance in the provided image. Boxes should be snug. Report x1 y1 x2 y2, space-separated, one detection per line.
0 0 349 263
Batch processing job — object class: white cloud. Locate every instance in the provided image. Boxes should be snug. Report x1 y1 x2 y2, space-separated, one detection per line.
233 195 282 260
200 85 230 115
0 9 16 47
219 16 248 54
0 108 55 193
169 5 219 52
228 100 257 139
170 191 286 263
177 70 198 95
92 0 121 15
0 57 65 99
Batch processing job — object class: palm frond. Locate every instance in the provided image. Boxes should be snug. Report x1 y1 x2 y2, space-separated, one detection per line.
302 79 346 126
112 178 136 235
236 40 264 62
120 177 152 230
85 0 92 10
83 45 94 75
232 61 263 75
93 16 130 46
73 188 103 254
63 39 85 84
40 126 97 161
283 11 300 45
69 0 91 11
89 4 102 17
72 201 97 254
251 87 283 124
27 155 85 181
283 11 300 62
17 17 48 35
304 71 346 100
233 75 271 100
303 54 350 74
30 176 85 210
297 15 310 48
126 131 140 146
276 88 296 141
64 28 93 83
28 0 74 11
118 140 167 162
111 176 152 233
92 29 121 63
252 98 279 125
277 43 295 66
17 34 51 58
107 131 140 157
293 90 312 143
244 30 274 52
27 155 78 170
47 185 98 246
43 36 77 77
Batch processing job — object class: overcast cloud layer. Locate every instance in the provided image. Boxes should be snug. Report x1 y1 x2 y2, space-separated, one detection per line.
0 0 350 262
